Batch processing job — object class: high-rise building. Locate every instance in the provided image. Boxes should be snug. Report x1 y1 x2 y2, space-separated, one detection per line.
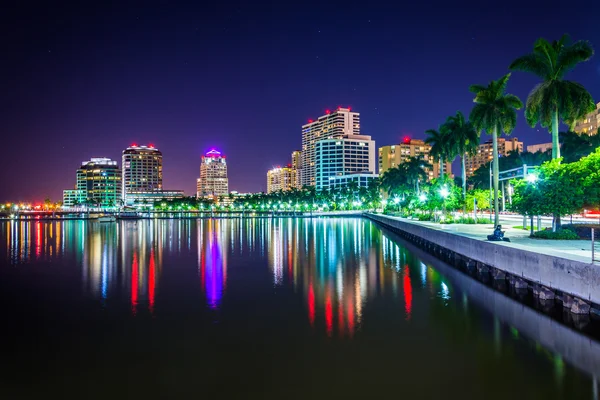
197 149 229 198
267 165 298 193
464 137 523 176
291 150 302 188
301 107 360 187
378 139 452 181
315 133 376 190
122 144 163 201
63 157 122 207
574 102 600 135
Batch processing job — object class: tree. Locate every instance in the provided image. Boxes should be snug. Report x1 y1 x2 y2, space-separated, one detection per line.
560 130 600 163
469 73 523 226
425 128 450 177
380 166 409 197
509 34 595 159
444 111 479 213
403 156 432 195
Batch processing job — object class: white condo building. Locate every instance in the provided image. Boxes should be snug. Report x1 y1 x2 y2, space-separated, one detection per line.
315 133 377 190
197 149 229 198
301 107 360 187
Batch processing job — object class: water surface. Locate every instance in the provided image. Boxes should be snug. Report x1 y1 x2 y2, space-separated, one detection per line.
0 218 597 399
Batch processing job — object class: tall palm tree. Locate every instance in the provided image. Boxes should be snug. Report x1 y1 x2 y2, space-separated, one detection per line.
425 128 450 177
509 34 595 159
444 111 479 210
403 156 432 195
380 167 408 198
469 73 523 226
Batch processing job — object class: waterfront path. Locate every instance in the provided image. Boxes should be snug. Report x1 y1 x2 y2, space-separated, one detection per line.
375 214 596 265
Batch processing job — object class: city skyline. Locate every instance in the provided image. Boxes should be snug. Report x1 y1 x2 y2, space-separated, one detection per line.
3 2 600 201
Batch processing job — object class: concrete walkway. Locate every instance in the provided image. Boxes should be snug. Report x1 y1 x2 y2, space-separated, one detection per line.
380 215 597 265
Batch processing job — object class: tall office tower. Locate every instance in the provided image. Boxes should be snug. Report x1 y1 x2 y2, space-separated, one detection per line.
301 107 360 187
464 137 523 176
63 157 122 207
266 165 298 193
122 144 163 201
315 133 377 190
574 102 600 135
197 149 229 198
378 138 452 182
291 150 302 188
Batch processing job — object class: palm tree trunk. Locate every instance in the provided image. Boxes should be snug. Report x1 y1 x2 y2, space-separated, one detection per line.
492 126 500 227
552 108 561 231
462 154 467 216
552 108 561 159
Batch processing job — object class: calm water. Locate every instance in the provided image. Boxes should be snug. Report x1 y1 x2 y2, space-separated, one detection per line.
0 217 598 399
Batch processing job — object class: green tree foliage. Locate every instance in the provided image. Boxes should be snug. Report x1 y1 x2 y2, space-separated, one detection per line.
443 111 479 211
511 149 600 228
509 34 595 159
469 74 523 226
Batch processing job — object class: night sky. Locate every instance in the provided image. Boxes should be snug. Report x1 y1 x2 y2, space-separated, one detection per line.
3 1 599 201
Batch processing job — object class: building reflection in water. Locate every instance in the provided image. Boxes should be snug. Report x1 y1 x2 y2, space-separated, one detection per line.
197 219 228 309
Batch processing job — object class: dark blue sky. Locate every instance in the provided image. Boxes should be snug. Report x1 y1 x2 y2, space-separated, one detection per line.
2 1 599 201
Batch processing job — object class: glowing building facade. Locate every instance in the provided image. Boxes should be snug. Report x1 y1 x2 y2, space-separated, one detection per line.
63 157 122 207
574 102 600 135
267 166 297 193
315 133 376 190
464 137 523 176
197 149 229 198
122 144 163 201
301 107 360 187
378 139 451 182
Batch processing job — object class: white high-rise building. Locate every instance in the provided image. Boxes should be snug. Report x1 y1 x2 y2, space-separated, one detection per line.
315 134 376 190
301 107 360 187
197 149 229 198
122 144 163 202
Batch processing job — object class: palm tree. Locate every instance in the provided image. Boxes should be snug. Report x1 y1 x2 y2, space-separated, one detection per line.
444 111 479 211
469 73 523 226
380 167 408 198
424 128 450 177
403 156 432 195
509 34 595 159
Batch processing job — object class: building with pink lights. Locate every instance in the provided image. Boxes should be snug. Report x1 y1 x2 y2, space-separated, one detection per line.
197 149 229 198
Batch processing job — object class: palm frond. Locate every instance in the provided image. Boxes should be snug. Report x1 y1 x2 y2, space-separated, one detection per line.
509 54 550 78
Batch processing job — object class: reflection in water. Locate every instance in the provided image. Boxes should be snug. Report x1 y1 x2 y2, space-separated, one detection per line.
1 218 599 397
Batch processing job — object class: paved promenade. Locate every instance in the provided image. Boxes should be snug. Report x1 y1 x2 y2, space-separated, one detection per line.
379 215 596 265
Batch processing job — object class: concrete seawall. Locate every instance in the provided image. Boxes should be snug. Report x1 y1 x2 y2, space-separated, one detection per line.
387 231 600 377
366 213 600 308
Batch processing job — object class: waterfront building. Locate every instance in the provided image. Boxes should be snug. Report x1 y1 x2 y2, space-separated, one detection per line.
315 133 376 190
301 107 360 187
122 144 163 201
574 102 600 135
197 149 229 198
62 189 86 208
267 165 298 193
526 143 553 153
464 137 523 176
124 190 185 207
63 157 122 207
328 173 379 189
291 150 302 188
378 139 451 182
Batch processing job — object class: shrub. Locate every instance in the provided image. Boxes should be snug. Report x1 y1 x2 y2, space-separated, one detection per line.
561 224 600 240
417 214 433 222
533 228 579 240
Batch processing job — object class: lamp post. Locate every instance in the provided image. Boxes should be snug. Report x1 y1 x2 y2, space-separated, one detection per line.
526 173 538 237
489 160 493 222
